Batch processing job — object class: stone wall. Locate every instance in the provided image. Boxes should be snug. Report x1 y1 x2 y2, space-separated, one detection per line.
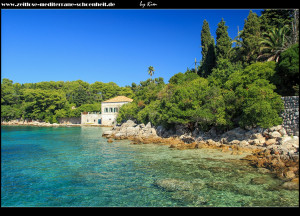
57 117 81 124
81 113 101 125
281 96 299 136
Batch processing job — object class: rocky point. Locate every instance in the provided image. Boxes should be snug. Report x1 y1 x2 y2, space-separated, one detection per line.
102 120 299 184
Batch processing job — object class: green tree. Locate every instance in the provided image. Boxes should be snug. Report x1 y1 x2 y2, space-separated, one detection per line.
216 18 232 62
224 61 277 90
70 85 92 106
240 10 261 64
133 77 165 105
238 79 283 128
200 20 216 77
275 43 299 96
1 78 19 105
117 102 139 123
259 9 293 34
220 62 283 128
22 89 67 122
137 100 161 125
208 59 243 88
1 105 24 121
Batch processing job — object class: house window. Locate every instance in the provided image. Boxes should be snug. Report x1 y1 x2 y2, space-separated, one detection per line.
109 107 113 112
114 107 118 113
104 108 108 113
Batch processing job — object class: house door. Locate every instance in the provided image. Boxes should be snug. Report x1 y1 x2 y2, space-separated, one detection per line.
98 119 101 124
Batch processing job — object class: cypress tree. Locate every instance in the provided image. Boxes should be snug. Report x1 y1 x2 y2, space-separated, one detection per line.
216 18 232 62
200 20 216 77
240 10 261 64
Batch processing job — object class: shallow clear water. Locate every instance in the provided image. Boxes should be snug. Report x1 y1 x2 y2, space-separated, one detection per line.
1 126 299 207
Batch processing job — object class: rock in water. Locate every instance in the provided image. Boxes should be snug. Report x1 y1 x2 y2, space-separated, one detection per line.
154 178 193 192
281 181 299 190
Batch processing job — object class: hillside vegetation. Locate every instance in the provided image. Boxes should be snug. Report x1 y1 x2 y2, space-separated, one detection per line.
2 10 299 131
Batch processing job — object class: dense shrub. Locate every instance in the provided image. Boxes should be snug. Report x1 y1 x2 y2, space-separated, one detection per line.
275 43 299 96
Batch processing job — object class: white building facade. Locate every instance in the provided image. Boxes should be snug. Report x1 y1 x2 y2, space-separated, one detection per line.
81 96 133 126
101 96 133 126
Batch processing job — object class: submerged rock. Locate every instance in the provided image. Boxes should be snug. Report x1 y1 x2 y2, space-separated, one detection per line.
250 177 269 185
171 191 207 206
103 121 299 181
154 178 193 192
281 181 299 190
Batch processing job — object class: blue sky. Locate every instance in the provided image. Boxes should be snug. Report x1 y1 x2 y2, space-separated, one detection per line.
1 9 263 86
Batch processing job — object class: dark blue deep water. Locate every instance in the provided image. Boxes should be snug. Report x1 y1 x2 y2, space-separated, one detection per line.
1 126 299 207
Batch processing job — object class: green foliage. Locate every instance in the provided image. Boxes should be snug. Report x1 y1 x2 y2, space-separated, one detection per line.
238 79 283 128
117 102 139 123
137 100 161 126
90 81 134 101
275 43 299 96
258 25 291 62
133 78 165 105
1 104 24 121
240 10 261 64
21 88 67 123
278 43 299 75
259 9 293 34
3 10 297 131
208 59 243 87
1 79 131 122
224 61 276 90
116 59 284 131
1 78 20 106
148 66 155 80
200 20 216 77
216 18 232 61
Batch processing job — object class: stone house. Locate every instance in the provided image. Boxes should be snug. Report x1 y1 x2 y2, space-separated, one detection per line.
101 96 133 126
81 96 133 126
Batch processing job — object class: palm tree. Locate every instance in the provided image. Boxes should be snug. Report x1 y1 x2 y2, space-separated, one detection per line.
258 25 291 62
148 66 155 81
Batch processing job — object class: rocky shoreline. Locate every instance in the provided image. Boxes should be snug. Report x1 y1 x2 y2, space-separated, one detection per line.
1 120 82 127
0 120 95 127
103 120 299 189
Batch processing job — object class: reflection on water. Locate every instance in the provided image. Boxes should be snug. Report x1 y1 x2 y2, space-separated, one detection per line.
1 126 299 207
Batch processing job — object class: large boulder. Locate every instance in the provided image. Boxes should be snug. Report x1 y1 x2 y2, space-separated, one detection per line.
102 130 113 137
114 132 126 139
269 131 282 139
122 120 137 127
126 126 140 136
105 120 160 140
221 127 246 142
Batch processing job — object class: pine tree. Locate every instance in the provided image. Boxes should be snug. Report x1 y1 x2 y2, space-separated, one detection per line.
216 18 232 62
200 20 216 77
259 9 293 34
240 10 261 64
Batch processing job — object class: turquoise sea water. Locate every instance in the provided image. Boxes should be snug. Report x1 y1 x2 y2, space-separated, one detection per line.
1 126 299 207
